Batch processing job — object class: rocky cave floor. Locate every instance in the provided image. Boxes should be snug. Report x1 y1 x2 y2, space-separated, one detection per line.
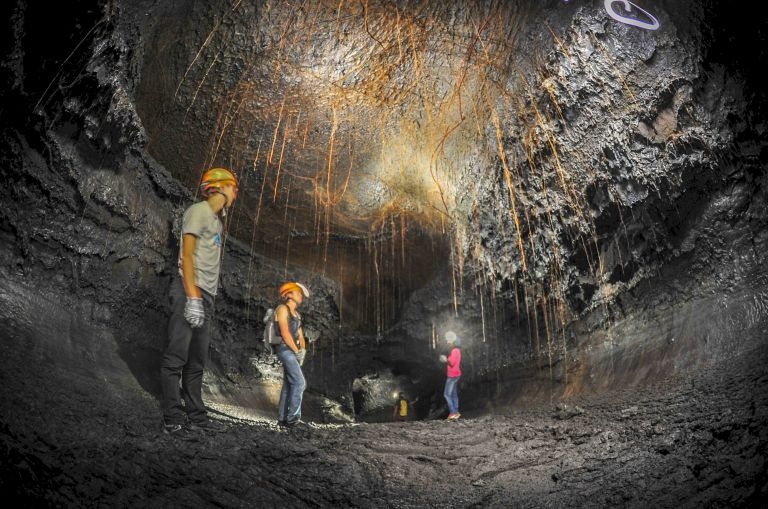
2 321 767 509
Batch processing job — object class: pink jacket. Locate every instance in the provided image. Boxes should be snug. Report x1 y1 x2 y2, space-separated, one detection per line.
446 347 461 377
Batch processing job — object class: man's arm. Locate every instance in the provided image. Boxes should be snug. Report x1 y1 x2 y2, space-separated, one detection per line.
180 233 200 298
179 233 206 328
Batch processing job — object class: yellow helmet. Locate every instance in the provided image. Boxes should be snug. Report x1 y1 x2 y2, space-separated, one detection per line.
279 282 310 299
200 167 237 197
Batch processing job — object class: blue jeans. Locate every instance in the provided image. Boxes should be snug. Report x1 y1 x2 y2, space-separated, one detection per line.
444 376 460 415
276 345 306 423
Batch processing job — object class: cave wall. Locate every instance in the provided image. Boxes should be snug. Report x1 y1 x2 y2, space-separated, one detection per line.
439 1 767 399
0 0 345 420
381 0 768 406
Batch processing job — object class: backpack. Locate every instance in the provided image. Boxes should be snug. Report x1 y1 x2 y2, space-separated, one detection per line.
262 307 281 349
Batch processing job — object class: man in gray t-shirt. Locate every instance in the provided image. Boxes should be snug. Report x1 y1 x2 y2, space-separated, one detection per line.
160 167 238 435
179 200 223 296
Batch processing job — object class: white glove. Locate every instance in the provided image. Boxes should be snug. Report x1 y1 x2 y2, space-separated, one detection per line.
296 349 307 366
184 297 205 328
439 355 447 363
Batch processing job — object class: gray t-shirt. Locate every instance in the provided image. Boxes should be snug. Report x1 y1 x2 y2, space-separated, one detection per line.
178 200 222 296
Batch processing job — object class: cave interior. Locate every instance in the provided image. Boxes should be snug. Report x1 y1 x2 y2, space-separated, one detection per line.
1 0 767 506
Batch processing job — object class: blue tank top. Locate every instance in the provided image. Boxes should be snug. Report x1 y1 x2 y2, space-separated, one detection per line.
276 305 302 343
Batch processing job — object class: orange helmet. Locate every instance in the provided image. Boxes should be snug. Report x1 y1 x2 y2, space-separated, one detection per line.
279 282 309 299
200 167 237 197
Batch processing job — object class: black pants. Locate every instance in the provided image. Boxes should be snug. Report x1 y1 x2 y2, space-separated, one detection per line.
160 277 214 425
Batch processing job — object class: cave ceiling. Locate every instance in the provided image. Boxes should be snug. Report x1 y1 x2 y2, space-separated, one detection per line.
123 0 753 329
136 0 540 247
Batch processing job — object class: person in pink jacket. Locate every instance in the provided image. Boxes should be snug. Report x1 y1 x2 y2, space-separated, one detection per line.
439 331 462 420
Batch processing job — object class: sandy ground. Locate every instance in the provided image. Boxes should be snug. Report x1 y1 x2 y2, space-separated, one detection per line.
1 319 766 509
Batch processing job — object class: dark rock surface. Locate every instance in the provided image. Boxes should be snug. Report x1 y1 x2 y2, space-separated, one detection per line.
2 312 766 507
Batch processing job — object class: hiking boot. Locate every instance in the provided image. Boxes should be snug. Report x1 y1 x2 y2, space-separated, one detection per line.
163 422 188 435
283 419 305 429
188 419 226 432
